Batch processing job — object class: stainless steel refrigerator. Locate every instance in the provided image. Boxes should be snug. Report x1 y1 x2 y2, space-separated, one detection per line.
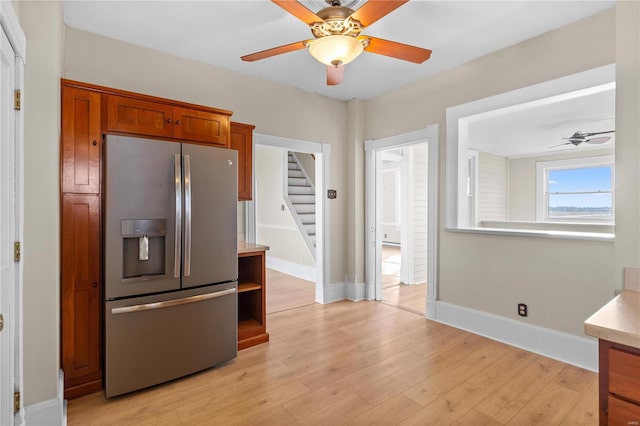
103 135 238 398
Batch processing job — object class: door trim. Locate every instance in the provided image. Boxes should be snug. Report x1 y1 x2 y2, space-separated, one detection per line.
364 125 439 318
0 3 25 425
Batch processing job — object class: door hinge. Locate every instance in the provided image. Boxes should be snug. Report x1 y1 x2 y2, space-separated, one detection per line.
14 392 20 413
14 89 21 110
14 241 21 262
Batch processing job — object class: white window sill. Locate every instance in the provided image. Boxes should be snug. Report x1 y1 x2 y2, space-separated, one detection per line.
446 226 614 242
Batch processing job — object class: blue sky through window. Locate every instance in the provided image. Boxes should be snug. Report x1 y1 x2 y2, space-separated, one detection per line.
548 166 612 209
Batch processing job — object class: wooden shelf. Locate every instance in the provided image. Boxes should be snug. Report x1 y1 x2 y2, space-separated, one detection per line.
238 282 261 293
238 317 261 333
237 249 269 350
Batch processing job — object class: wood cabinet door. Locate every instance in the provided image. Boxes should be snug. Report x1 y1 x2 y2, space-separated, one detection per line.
61 86 101 194
230 122 255 200
107 94 173 138
61 194 102 396
173 106 229 146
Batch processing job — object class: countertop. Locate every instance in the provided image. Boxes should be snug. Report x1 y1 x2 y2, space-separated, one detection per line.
238 242 270 254
584 290 640 349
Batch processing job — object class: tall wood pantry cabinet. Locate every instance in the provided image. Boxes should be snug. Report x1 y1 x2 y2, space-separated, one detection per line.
60 79 253 399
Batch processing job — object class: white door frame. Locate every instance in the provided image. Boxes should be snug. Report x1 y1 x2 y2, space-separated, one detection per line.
365 125 439 319
247 133 331 304
0 3 25 425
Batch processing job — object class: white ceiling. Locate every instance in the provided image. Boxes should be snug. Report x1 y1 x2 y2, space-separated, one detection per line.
468 86 616 157
62 0 614 101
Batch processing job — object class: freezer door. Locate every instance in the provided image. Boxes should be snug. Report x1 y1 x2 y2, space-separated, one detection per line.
104 136 181 299
181 143 238 288
104 282 238 397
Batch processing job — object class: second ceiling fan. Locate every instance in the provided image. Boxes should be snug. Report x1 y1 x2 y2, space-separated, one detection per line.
241 0 432 86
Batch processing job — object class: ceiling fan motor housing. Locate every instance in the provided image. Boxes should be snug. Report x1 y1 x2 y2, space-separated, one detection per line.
311 7 362 38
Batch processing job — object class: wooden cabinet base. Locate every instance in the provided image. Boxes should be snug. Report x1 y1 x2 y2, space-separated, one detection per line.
64 379 103 400
238 333 270 350
237 247 268 350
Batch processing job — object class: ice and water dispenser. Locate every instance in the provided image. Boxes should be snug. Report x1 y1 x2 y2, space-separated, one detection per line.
121 219 167 280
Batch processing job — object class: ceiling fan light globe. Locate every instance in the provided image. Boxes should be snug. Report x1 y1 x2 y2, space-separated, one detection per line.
309 35 364 66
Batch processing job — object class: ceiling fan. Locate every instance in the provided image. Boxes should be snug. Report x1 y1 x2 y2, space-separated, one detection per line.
550 130 615 148
241 0 432 86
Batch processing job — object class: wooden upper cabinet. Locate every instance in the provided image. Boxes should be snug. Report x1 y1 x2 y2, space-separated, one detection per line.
173 106 229 147
107 95 173 138
106 94 230 146
230 122 255 201
61 86 102 194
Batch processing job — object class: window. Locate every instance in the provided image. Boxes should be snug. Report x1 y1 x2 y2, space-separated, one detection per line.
536 155 614 222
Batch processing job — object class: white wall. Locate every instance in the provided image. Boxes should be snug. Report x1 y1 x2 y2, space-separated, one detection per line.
508 148 614 221
18 0 63 406
409 143 428 284
365 8 617 336
255 146 314 267
382 166 401 244
477 151 508 222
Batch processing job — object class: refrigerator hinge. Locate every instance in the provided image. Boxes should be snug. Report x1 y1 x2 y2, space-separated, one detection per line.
14 392 20 413
14 89 21 110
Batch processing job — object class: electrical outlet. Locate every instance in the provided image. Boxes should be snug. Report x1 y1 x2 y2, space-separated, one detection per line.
518 303 528 317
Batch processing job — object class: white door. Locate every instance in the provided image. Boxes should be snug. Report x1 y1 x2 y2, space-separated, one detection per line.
0 27 17 425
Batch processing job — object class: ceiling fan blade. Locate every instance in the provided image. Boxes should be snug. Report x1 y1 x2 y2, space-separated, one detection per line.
272 0 323 25
241 40 310 62
327 65 344 86
583 130 615 137
351 0 408 27
362 36 432 63
549 142 575 148
585 136 611 144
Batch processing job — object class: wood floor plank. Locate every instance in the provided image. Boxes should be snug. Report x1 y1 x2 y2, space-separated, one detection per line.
348 394 422 425
402 339 510 406
507 381 581 425
475 355 567 423
296 394 373 424
560 379 599 426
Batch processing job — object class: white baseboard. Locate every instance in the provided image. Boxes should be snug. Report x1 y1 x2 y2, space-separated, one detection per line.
365 281 375 300
426 298 437 320
24 370 66 426
266 256 316 282
345 281 365 301
434 301 598 372
323 281 346 303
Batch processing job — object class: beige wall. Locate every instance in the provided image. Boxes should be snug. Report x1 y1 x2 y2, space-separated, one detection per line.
365 8 617 336
508 148 614 221
255 146 314 267
62 27 347 284
614 0 640 287
19 0 63 406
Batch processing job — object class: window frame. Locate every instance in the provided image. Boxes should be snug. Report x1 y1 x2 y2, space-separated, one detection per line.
536 155 615 223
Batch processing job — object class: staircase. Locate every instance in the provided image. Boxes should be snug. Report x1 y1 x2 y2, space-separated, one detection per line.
285 152 316 258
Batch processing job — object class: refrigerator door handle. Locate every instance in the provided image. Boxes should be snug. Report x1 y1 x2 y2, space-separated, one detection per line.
110 288 237 315
174 154 182 278
183 154 192 277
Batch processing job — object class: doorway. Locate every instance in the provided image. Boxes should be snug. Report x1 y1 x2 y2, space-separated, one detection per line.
246 133 331 305
365 126 439 319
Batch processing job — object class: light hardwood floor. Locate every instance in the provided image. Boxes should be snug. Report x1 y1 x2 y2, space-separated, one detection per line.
382 245 427 315
266 269 315 314
67 290 598 425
